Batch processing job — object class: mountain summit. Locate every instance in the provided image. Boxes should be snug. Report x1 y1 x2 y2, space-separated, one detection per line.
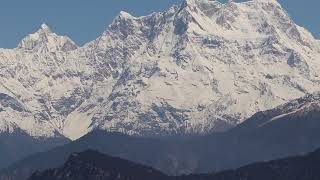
0 0 320 141
17 23 77 52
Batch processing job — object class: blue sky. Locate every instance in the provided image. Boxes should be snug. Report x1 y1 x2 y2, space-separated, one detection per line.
0 0 318 48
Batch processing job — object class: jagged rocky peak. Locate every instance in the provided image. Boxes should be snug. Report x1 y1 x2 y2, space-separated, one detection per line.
17 23 78 52
182 0 222 7
109 11 138 33
172 0 286 34
97 11 137 40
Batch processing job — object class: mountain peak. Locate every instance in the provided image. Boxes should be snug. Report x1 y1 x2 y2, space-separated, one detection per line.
251 0 281 6
181 0 210 8
31 23 53 36
253 0 278 2
118 11 135 19
17 23 77 52
39 23 51 32
181 0 280 8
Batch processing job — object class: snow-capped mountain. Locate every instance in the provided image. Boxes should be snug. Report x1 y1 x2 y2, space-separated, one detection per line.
1 0 320 140
17 24 78 52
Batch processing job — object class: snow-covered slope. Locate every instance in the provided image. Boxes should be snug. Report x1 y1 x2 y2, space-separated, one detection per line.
246 92 320 128
1 0 320 140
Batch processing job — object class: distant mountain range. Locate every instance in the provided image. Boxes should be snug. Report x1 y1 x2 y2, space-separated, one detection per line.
28 148 320 180
2 92 320 180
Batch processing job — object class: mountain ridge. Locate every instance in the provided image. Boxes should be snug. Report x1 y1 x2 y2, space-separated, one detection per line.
27 148 320 180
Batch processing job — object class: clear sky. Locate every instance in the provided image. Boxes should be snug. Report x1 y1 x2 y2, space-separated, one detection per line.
0 0 318 48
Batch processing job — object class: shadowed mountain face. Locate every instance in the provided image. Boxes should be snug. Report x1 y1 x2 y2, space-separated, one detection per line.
28 148 320 180
0 129 69 169
208 148 320 180
0 131 188 180
2 93 320 180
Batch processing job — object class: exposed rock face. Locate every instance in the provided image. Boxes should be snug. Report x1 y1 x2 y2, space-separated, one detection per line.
1 0 320 140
